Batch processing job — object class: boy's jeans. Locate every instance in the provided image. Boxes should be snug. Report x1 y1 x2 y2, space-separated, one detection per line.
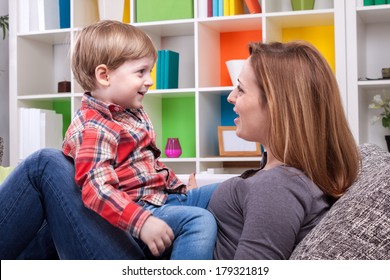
141 183 219 259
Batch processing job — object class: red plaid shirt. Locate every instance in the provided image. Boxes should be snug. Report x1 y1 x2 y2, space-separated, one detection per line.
62 93 186 238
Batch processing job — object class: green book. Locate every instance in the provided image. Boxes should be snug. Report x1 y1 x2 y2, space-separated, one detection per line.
136 0 194 22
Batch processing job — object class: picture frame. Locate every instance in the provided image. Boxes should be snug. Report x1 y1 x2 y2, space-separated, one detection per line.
217 126 261 157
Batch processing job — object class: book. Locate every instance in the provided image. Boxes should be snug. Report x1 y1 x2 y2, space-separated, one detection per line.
123 0 131 23
28 0 40 31
19 108 63 160
39 109 63 149
37 0 60 30
213 0 218 17
208 0 213 17
164 50 179 89
29 108 41 156
58 0 70 28
19 108 29 161
157 50 164 89
244 0 261 14
18 0 30 33
150 63 157 90
156 50 179 89
229 0 244 15
136 0 194 22
224 0 230 16
219 0 224 16
199 0 208 18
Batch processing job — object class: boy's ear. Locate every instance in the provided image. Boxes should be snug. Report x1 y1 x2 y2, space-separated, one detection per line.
95 64 110 86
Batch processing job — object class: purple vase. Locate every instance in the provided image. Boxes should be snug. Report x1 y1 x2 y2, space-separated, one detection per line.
165 138 182 158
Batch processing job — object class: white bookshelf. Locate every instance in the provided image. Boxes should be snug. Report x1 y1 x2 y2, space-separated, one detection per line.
9 0 352 174
345 0 390 151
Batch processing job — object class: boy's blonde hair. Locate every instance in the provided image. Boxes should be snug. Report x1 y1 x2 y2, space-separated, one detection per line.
72 20 157 91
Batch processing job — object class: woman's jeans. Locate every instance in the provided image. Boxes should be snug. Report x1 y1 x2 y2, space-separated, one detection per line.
0 149 218 260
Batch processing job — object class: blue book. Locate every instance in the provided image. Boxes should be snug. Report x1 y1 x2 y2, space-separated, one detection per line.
58 0 70 28
219 0 224 16
164 50 179 89
157 50 164 90
213 0 218 16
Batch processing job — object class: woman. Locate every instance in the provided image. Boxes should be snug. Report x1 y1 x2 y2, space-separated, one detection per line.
0 41 359 260
208 41 360 259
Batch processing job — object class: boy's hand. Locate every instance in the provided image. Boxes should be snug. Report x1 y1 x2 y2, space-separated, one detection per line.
139 216 174 257
187 172 198 190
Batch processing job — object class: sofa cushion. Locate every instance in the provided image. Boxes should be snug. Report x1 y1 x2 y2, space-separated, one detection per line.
0 136 3 165
0 166 15 184
290 143 390 260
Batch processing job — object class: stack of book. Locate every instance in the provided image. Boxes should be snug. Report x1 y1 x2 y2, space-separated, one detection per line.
19 0 70 32
200 0 261 17
156 50 180 90
19 108 63 161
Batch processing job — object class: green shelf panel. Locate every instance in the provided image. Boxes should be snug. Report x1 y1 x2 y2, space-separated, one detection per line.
161 96 195 158
52 100 71 137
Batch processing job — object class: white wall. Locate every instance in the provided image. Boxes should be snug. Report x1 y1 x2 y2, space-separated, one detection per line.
0 0 9 165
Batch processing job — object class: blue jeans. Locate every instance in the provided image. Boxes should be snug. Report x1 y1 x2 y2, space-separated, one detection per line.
0 149 219 260
0 149 145 259
140 183 219 260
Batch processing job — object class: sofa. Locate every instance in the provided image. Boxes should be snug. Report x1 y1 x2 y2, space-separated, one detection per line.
290 143 390 259
0 136 3 165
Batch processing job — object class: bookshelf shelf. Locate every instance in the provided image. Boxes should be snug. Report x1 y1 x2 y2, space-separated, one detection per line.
13 0 372 173
345 0 390 150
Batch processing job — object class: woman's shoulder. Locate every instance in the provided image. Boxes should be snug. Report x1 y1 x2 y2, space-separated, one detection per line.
247 166 325 200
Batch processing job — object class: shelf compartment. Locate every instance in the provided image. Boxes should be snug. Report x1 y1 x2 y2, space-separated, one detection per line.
17 33 71 96
17 97 71 138
266 11 334 27
356 15 390 79
198 17 262 88
220 30 262 86
199 90 238 158
356 3 390 22
265 12 335 72
265 0 334 13
357 87 390 150
144 93 196 158
137 22 195 89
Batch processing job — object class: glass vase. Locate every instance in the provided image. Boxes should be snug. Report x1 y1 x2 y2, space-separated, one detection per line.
164 138 182 158
291 0 315 11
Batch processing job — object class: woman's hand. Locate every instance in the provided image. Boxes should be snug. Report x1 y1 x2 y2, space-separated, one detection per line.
187 172 198 190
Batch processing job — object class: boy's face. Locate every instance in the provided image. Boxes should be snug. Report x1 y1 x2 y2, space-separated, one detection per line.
102 57 155 109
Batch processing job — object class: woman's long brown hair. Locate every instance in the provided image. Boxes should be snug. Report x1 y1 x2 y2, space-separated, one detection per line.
249 41 360 198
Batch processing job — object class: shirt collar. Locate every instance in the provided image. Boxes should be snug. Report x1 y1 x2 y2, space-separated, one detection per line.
82 92 130 118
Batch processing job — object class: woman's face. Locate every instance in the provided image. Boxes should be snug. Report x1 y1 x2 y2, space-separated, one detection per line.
227 57 269 145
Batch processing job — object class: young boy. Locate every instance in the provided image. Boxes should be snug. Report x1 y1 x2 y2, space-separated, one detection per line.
63 20 218 259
